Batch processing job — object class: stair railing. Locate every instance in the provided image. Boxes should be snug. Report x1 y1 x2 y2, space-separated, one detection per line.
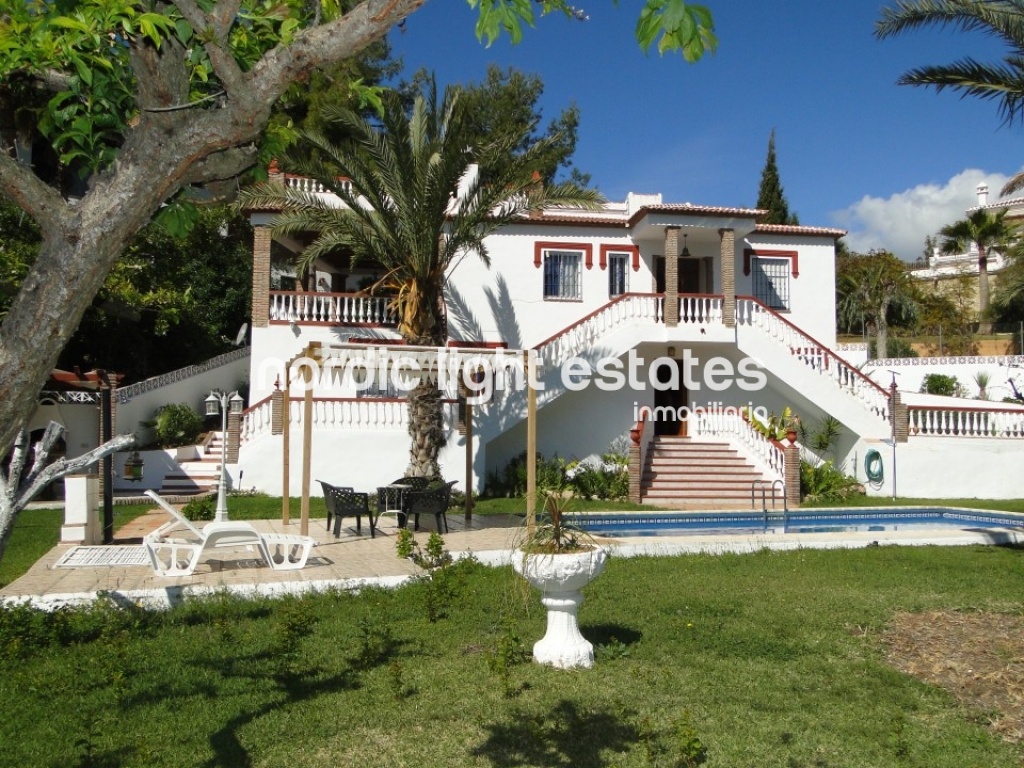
691 411 785 484
736 296 891 421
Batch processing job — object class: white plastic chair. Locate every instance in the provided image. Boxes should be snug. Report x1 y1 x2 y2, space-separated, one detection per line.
143 490 313 576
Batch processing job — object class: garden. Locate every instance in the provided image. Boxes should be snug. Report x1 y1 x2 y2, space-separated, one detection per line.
1 508 1023 766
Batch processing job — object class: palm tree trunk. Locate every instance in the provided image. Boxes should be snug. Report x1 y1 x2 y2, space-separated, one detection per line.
978 246 992 335
875 309 888 360
406 379 444 478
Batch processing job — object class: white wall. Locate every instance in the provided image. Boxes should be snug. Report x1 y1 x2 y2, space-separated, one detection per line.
738 233 838 349
29 401 98 460
863 355 1024 401
116 349 251 446
853 437 1024 500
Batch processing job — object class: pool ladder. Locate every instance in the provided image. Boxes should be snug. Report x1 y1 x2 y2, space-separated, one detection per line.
751 479 788 530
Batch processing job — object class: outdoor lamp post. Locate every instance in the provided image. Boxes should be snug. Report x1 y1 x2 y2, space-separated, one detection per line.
205 390 244 522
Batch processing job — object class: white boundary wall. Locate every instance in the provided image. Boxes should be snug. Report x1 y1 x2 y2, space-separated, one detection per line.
863 355 1024 401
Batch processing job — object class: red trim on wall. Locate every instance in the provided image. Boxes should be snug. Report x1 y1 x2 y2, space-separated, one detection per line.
743 248 799 278
534 241 594 269
600 244 641 272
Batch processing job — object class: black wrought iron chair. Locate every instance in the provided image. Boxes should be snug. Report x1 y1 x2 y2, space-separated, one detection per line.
318 480 373 538
401 480 458 533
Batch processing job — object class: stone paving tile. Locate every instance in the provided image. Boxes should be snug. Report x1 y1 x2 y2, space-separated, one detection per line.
0 510 526 604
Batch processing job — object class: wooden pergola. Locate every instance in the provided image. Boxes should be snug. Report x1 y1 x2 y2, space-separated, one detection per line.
277 342 538 534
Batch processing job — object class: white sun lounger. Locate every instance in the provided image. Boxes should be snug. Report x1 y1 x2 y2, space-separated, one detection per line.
143 490 314 576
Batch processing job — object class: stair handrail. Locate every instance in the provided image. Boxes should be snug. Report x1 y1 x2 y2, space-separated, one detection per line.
691 410 785 483
735 296 891 420
533 292 667 371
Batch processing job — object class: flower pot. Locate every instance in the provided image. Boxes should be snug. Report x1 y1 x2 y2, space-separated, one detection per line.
786 430 798 444
513 546 608 669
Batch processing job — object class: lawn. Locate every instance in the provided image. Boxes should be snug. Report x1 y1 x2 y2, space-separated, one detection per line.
1 543 1023 766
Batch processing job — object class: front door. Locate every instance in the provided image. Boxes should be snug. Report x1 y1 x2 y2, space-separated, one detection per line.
653 360 689 436
654 257 701 294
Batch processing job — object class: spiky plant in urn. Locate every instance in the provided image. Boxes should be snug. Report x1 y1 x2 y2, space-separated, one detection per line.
513 487 607 669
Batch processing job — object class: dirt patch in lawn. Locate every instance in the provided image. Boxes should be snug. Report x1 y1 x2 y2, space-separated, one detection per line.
882 610 1024 743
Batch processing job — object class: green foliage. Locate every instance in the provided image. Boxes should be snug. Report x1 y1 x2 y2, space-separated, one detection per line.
755 129 798 225
798 415 861 503
409 64 590 187
876 0 1024 126
181 495 214 521
149 403 203 448
744 405 798 441
638 712 709 767
921 373 964 397
487 621 530 698
352 616 395 670
886 336 918 358
837 249 919 359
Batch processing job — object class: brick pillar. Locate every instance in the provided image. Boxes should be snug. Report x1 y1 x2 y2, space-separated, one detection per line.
664 226 679 327
628 429 643 504
784 441 801 509
271 388 284 435
227 409 241 463
252 225 272 329
719 228 735 327
891 383 908 443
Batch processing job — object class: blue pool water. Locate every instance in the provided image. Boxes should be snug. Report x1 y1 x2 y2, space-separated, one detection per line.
568 508 1024 538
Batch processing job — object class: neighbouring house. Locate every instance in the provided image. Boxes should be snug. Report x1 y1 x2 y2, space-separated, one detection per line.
233 166 1024 504
909 182 1020 292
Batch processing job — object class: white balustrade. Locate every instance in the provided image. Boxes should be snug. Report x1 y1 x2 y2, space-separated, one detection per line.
535 293 668 370
736 298 891 421
268 291 397 326
284 176 353 195
691 412 786 483
240 396 274 445
909 407 1024 438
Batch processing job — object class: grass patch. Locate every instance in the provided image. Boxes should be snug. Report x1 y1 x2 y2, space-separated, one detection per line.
0 505 151 588
0 546 1023 766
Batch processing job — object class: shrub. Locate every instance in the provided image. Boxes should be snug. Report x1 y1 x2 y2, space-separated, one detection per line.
920 373 963 397
182 495 215 521
150 403 204 448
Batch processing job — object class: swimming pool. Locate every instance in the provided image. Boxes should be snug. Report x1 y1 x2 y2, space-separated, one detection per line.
569 508 1024 538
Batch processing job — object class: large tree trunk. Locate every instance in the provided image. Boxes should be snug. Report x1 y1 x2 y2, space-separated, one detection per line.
875 307 889 360
0 0 425 560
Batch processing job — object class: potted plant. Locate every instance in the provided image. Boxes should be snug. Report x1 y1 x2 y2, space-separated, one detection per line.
784 411 801 444
513 486 608 669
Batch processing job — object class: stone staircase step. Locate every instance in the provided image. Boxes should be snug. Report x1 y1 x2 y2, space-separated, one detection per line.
640 437 772 507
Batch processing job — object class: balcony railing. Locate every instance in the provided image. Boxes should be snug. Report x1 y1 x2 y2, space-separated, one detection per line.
268 291 397 326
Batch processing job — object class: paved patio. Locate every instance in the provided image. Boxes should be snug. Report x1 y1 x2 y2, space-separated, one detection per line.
0 507 529 608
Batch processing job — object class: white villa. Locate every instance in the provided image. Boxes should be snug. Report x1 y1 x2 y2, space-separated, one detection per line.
210 165 1024 505
66 168 1024 506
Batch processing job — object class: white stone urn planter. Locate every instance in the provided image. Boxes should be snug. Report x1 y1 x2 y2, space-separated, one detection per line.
512 546 608 669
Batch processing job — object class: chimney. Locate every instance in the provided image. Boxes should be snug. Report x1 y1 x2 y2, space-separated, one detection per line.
977 182 989 206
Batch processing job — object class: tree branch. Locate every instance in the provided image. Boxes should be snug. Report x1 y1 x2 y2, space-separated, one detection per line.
248 0 425 106
17 433 136 509
171 0 250 100
21 421 66 490
0 152 66 231
181 145 260 185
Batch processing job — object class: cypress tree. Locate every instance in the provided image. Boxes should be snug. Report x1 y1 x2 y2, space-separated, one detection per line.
756 130 799 225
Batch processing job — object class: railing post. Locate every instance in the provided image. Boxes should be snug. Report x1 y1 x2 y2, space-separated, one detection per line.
783 439 800 509
227 408 241 463
271 387 284 435
890 382 908 443
252 226 272 329
629 426 643 503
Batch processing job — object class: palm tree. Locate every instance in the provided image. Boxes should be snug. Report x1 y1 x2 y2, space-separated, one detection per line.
875 1 1024 195
939 208 1012 331
239 83 601 478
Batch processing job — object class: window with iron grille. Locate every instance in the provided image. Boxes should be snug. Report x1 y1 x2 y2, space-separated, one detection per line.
751 257 791 310
608 252 629 297
543 250 583 300
353 368 402 398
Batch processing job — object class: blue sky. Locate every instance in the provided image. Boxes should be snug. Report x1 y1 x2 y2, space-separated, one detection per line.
386 0 1024 260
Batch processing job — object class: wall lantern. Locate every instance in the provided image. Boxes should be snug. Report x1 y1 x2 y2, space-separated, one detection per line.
123 449 145 482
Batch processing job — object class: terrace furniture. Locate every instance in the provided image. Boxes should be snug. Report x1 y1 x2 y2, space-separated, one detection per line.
376 476 431 529
142 490 314 576
318 480 374 537
401 480 458 533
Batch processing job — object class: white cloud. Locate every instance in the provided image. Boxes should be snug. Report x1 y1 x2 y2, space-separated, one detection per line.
830 169 1014 261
